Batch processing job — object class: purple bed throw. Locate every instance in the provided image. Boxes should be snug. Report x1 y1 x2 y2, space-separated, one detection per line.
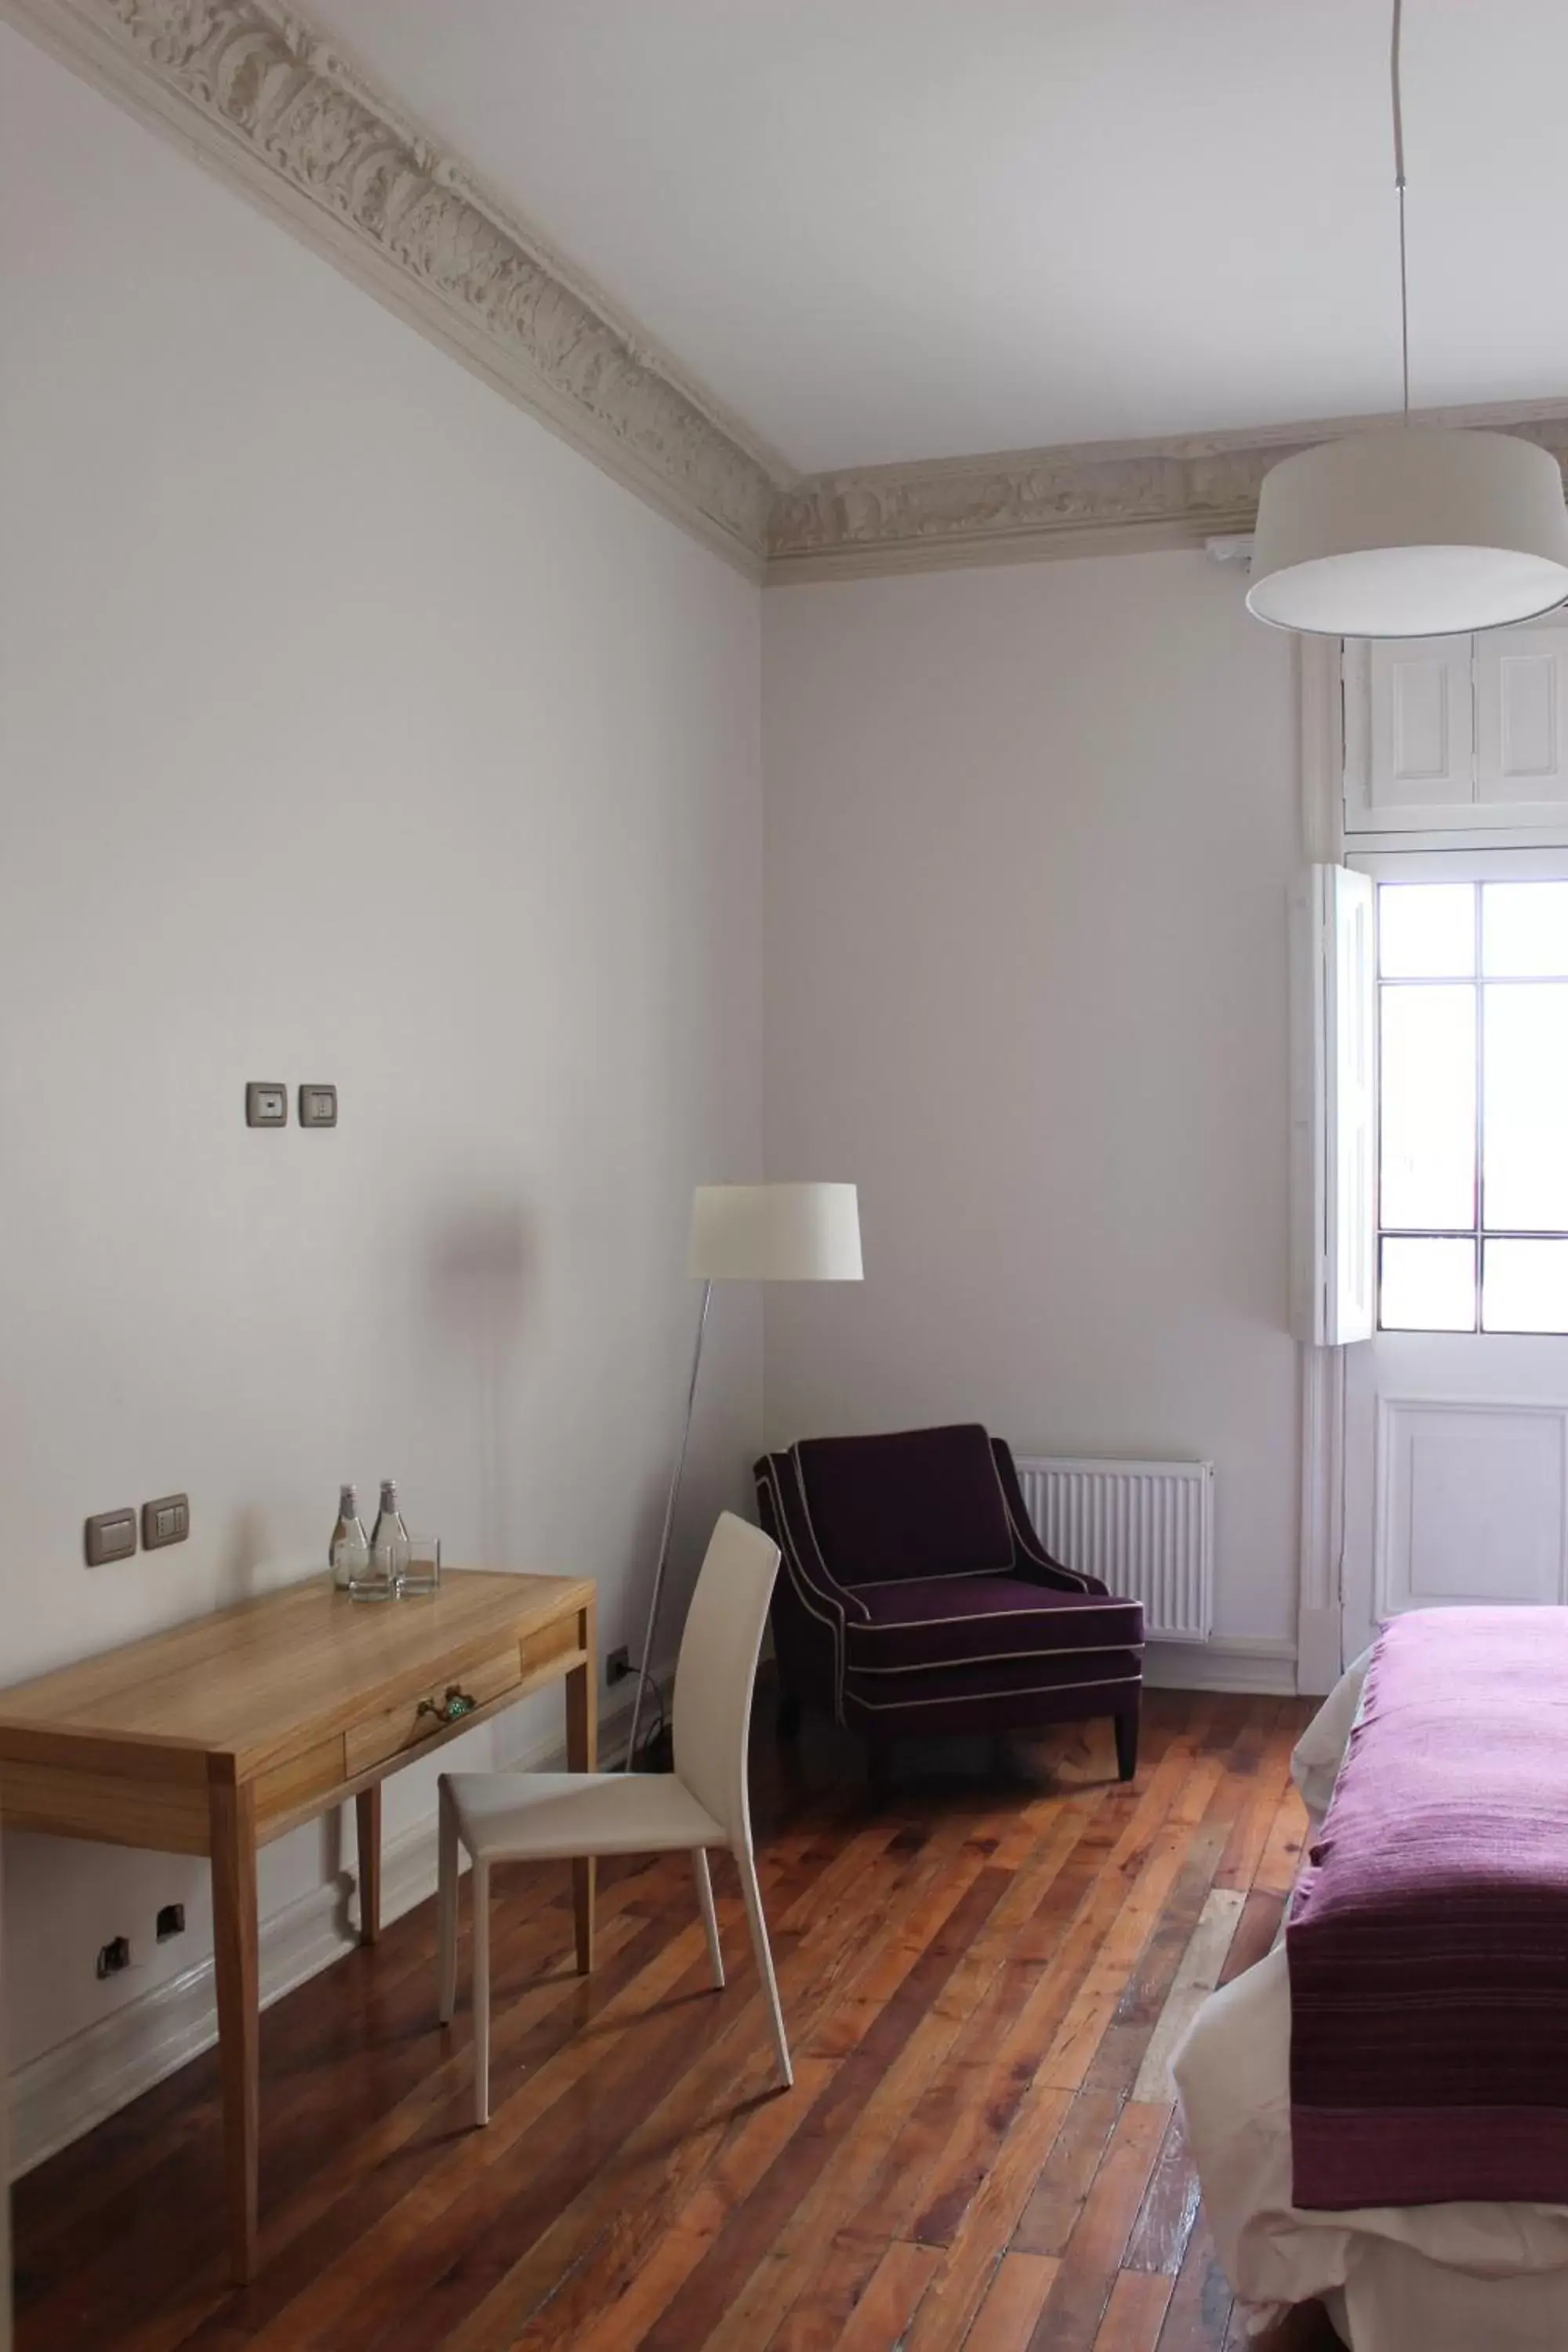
1288 1606 1568 2212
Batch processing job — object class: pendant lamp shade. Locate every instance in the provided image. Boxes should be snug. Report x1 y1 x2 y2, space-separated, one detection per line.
1247 427 1568 638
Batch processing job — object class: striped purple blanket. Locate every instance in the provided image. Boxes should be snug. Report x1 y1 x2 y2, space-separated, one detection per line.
1288 1606 1568 2211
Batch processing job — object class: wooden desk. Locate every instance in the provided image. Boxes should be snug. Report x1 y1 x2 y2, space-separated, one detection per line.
0 1570 597 2285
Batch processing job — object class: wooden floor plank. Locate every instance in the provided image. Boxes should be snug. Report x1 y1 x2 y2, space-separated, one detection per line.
960 2252 1061 2351
1094 2268 1177 2350
1023 2100 1170 2352
9 1690 1330 2352
1129 1889 1246 2105
1123 2112 1203 2278
832 2241 943 2351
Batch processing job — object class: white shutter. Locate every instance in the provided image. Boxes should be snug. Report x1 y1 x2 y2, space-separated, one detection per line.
1343 637 1473 830
1291 866 1375 1345
1475 628 1568 803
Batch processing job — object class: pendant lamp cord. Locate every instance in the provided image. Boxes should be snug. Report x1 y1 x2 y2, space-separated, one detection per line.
1391 0 1410 415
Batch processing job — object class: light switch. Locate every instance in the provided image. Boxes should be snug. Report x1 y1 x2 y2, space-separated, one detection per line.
298 1083 337 1128
142 1493 189 1551
246 1083 287 1127
85 1509 137 1567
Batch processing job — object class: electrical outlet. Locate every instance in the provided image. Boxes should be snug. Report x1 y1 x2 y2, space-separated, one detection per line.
85 1509 136 1567
245 1082 287 1127
155 1904 185 1942
96 1936 131 1980
607 1646 631 1685
142 1493 189 1551
298 1083 337 1127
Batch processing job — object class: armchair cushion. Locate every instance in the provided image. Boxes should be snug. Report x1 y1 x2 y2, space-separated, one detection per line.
844 1573 1145 1675
843 1646 1145 1735
793 1423 1014 1584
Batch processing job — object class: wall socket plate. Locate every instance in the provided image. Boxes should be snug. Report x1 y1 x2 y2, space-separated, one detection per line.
246 1082 288 1127
142 1493 189 1551
298 1083 337 1127
85 1509 137 1567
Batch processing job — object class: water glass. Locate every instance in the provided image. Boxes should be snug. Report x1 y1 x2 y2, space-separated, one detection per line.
337 1530 395 1602
400 1533 441 1598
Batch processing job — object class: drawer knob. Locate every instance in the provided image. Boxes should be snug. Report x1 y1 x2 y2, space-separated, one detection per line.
416 1684 477 1727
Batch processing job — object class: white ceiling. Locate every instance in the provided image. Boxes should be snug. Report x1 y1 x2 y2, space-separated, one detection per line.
310 0 1568 476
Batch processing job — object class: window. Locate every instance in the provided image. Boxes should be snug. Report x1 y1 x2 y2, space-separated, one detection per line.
1378 880 1568 1331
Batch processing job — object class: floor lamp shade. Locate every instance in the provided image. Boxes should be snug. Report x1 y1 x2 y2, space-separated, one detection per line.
1247 428 1568 639
688 1183 862 1283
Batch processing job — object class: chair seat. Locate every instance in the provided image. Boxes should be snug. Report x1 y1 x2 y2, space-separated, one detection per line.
445 1769 726 1863
844 1573 1144 1673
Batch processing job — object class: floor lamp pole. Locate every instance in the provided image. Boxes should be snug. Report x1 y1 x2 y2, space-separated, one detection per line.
625 1277 713 1769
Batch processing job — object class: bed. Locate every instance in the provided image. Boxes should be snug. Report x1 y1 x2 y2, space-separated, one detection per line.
1174 1625 1568 2350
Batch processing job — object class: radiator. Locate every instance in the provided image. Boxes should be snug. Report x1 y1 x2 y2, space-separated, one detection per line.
1013 1456 1214 1642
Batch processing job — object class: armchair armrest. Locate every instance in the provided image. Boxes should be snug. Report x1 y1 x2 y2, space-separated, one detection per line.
991 1439 1109 1595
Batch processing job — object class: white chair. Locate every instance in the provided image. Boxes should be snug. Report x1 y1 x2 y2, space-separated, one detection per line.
436 1509 792 2125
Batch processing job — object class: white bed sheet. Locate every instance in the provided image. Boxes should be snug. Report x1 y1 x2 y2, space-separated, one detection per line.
1172 1653 1568 2351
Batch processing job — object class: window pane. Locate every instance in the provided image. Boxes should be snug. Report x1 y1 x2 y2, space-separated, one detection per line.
1483 1239 1568 1333
1482 882 1568 978
1380 984 1475 1229
1483 984 1568 1228
1378 883 1475 978
1381 1236 1477 1330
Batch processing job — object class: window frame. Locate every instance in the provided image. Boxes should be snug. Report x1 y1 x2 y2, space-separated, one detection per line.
1352 844 1568 1337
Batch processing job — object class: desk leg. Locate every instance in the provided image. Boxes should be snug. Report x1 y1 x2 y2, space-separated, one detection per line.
567 1601 597 1974
355 1785 382 1946
209 1773 260 2285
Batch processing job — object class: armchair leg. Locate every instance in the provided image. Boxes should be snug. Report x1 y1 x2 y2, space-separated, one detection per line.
775 1688 804 1740
1114 1706 1140 1784
866 1740 893 1800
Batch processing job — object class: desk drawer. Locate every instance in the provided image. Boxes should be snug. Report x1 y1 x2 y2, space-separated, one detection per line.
344 1646 525 1780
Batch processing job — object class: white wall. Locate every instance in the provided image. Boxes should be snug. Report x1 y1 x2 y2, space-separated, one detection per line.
0 20 762 2129
762 554 1300 1647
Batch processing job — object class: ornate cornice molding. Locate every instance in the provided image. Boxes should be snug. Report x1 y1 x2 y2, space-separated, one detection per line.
766 400 1568 583
2 0 785 577
13 0 1568 591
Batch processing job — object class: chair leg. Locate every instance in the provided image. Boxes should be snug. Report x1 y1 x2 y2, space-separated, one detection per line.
436 1779 459 2027
775 1688 803 1740
693 1849 725 1989
735 1841 793 2089
866 1739 893 1799
1115 1705 1140 1784
472 1858 492 2127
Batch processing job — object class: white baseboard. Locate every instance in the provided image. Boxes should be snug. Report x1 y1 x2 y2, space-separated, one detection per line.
7 1667 665 2180
1142 1635 1300 1696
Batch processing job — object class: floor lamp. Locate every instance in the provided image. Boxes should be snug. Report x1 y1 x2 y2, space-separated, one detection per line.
625 1182 863 1768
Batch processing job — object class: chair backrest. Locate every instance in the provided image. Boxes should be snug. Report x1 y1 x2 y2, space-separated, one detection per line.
673 1511 780 1847
792 1424 1015 1585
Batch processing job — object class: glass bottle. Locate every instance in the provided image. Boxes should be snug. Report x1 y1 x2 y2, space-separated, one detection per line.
368 1479 410 1599
329 1484 368 1590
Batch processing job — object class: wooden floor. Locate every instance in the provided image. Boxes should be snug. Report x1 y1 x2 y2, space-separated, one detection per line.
13 1688 1341 2352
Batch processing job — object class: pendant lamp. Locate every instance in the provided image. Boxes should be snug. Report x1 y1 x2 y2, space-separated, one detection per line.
1247 2 1568 639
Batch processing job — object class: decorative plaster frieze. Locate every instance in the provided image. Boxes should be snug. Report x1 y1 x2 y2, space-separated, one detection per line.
2 0 784 576
12 0 1568 586
767 401 1568 582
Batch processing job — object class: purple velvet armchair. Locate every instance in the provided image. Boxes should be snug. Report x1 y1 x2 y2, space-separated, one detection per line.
753 1424 1144 1786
